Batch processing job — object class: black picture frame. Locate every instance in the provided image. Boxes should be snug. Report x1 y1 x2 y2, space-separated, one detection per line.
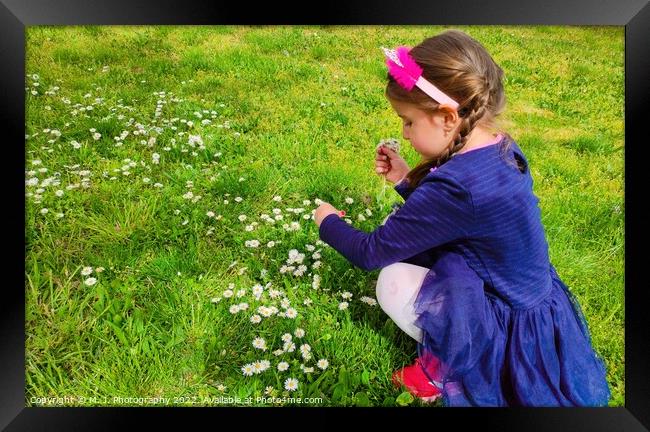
2 0 649 429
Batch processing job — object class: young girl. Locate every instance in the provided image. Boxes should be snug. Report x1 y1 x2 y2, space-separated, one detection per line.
313 30 611 407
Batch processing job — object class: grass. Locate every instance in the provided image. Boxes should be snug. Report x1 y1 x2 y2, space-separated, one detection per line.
25 25 624 407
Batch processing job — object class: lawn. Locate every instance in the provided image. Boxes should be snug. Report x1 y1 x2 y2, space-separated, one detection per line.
25 25 624 407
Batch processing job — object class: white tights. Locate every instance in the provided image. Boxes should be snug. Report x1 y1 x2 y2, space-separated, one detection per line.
376 262 429 344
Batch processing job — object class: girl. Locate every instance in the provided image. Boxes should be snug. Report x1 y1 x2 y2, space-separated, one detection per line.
313 30 611 407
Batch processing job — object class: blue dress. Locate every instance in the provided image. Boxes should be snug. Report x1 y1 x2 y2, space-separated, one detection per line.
319 135 611 407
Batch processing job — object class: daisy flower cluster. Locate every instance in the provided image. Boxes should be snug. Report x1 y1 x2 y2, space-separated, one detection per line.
238 327 330 393
80 265 104 287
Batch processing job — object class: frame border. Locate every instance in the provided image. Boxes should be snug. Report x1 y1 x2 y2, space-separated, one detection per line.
3 0 648 429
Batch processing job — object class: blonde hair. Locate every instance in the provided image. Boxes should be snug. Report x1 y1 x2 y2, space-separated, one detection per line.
386 29 509 187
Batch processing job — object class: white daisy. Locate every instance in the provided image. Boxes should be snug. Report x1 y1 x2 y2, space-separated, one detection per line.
338 302 349 310
294 328 305 338
223 289 234 298
284 378 298 392
84 277 97 286
283 342 296 353
252 284 264 297
285 308 298 319
81 266 93 276
277 362 289 372
241 364 254 377
281 333 293 343
250 314 261 324
229 305 240 314
252 337 267 351
345 197 354 204
317 359 329 370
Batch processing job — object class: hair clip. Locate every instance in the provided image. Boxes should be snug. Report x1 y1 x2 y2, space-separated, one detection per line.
382 46 460 110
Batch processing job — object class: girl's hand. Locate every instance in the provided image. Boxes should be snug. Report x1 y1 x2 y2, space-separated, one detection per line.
314 202 341 227
375 145 410 184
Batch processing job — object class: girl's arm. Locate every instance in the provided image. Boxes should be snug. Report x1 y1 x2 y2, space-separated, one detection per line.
319 173 474 271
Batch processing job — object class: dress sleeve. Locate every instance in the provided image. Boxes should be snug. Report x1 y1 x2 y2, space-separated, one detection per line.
319 173 475 271
394 177 414 200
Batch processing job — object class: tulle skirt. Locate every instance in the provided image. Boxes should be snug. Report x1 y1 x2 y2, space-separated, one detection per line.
412 252 611 407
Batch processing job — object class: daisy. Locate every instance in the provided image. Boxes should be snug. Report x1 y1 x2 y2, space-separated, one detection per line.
317 359 329 370
277 362 289 372
84 277 97 286
55 190 64 197
253 361 266 374
236 289 246 298
341 291 353 300
250 314 261 324
360 296 378 306
206 211 215 218
299 344 311 354
241 364 254 377
338 302 349 310
345 197 354 204
229 305 240 314
294 328 305 338
285 308 298 319
266 241 275 248
283 342 296 353
223 289 234 298
238 302 249 311
252 337 267 351
284 378 298 392
281 333 293 343
235 197 243 202
273 195 282 202
252 284 264 297
81 266 93 276
273 349 284 357
211 297 222 304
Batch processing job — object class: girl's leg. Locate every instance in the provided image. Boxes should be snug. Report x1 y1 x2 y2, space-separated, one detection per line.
376 262 429 343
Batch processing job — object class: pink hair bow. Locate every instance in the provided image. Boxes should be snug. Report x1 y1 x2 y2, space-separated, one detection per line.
382 46 460 110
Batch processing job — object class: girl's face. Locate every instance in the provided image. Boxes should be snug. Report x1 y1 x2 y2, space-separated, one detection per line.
388 98 458 159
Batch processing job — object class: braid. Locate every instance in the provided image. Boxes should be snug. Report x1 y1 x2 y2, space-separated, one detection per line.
437 87 491 166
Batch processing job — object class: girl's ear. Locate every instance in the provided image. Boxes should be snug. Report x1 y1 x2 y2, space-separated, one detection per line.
438 104 460 126
435 105 461 135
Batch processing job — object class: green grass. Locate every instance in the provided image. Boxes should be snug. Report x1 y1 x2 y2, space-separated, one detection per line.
25 25 624 407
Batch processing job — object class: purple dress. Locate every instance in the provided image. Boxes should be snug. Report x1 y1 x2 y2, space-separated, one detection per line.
319 135 610 406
